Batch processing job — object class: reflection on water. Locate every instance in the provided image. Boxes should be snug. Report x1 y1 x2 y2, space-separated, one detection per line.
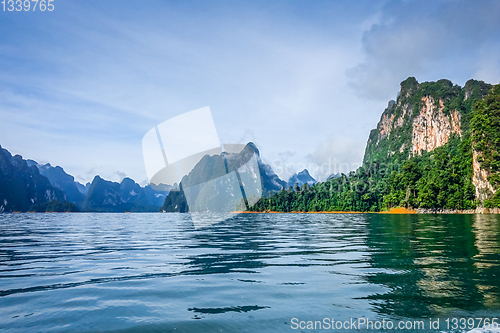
473 215 500 309
0 213 499 332
363 214 500 318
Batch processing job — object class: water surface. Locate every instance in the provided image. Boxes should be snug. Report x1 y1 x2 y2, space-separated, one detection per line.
1 213 499 332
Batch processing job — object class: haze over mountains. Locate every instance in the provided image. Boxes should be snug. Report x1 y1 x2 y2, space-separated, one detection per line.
287 169 317 188
0 142 296 213
82 176 169 212
0 146 171 212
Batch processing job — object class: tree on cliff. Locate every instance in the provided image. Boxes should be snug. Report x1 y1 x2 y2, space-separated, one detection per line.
471 84 500 207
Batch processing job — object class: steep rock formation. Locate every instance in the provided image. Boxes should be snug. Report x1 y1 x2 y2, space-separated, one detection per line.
470 84 500 205
82 176 169 212
0 145 66 212
376 101 396 142
27 160 86 206
411 96 461 155
161 142 286 212
472 149 496 201
364 77 491 165
363 77 497 207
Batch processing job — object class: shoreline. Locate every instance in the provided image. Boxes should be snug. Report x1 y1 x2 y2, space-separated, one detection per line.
7 207 500 214
234 207 500 214
233 207 418 214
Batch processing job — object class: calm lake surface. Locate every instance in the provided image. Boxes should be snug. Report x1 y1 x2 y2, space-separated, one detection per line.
1 213 500 332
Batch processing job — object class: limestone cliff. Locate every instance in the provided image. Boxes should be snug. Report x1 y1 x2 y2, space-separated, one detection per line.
470 84 500 205
363 77 496 207
472 149 496 201
364 77 491 165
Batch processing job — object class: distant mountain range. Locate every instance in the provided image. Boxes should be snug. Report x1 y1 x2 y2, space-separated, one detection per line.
287 169 316 188
83 176 168 212
26 160 86 206
1 141 290 213
326 173 341 181
0 145 68 212
1 145 169 212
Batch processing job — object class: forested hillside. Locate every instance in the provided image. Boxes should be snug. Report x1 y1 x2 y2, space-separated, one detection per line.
249 78 499 212
471 84 500 208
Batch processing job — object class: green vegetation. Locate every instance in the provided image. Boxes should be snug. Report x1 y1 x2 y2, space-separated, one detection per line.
249 171 387 212
249 136 475 212
363 78 491 167
471 84 500 207
382 135 476 210
249 79 497 213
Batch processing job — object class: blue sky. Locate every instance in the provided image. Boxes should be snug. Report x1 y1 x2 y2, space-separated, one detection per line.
1 0 499 184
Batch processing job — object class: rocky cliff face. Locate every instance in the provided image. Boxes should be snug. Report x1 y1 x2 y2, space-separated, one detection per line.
0 145 66 212
470 84 500 204
411 96 461 155
372 96 461 157
27 160 86 207
472 149 496 201
364 77 491 165
363 77 495 206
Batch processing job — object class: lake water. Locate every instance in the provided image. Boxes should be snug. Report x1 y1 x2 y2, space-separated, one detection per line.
1 213 500 332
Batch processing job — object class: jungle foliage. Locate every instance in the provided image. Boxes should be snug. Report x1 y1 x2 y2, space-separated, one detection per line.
249 80 498 212
471 84 500 207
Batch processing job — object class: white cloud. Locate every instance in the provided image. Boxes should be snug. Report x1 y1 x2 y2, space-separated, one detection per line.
348 0 500 100
307 135 365 182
